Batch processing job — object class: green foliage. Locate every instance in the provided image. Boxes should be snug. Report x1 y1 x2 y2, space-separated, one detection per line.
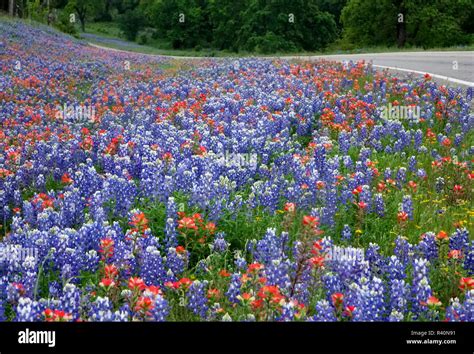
405 0 472 48
237 0 338 53
341 0 397 46
145 0 337 52
26 0 48 23
67 0 103 31
118 7 145 40
341 0 473 48
54 6 78 36
44 0 474 52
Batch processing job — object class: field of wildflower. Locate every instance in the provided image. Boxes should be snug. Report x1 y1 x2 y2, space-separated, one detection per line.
0 18 473 323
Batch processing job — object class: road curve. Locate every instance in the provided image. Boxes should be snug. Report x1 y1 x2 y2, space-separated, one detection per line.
88 43 474 87
291 51 474 86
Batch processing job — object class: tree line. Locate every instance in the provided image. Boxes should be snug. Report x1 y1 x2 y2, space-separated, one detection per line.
4 0 474 53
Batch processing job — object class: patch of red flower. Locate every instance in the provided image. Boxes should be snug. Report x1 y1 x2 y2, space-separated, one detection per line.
99 238 114 260
128 277 146 292
129 212 149 234
459 277 474 291
44 309 72 322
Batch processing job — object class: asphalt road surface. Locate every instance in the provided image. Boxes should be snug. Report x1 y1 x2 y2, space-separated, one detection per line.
293 51 474 87
88 43 474 87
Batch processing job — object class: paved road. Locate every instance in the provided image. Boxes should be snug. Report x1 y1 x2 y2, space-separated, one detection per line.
291 51 474 86
88 43 474 86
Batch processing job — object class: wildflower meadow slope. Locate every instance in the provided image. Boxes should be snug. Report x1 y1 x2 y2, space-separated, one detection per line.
0 18 473 322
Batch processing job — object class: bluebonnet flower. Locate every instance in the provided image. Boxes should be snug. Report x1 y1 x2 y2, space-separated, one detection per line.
435 177 445 193
140 245 166 286
165 247 188 281
394 236 413 266
113 303 130 322
460 290 474 321
265 259 292 291
0 300 5 321
373 193 385 217
445 297 462 322
60 283 81 320
417 232 438 261
89 297 114 322
321 188 337 227
226 273 241 303
15 297 41 321
396 167 407 188
341 224 352 241
338 132 350 154
416 168 426 179
150 295 170 321
389 279 408 316
255 228 285 264
212 232 229 253
322 274 344 300
313 299 337 321
449 228 469 253
278 300 299 321
365 243 386 276
388 309 404 322
413 129 423 150
387 256 406 280
411 258 432 318
351 276 386 321
408 156 417 172
21 256 37 298
234 256 247 271
359 185 372 212
187 280 208 319
164 197 178 248
465 241 474 275
400 195 414 220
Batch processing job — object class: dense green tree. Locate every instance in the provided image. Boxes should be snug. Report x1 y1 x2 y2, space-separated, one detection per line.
38 0 474 52
341 0 397 46
238 0 337 53
208 0 246 51
66 0 102 31
118 6 145 40
341 0 473 48
148 0 211 49
317 0 348 28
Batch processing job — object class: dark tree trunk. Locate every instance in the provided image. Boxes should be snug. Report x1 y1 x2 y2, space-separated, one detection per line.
397 16 406 48
79 16 85 32
395 0 406 48
8 0 14 16
75 6 86 32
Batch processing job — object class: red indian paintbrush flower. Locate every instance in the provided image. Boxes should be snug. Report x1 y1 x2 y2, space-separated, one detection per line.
177 217 198 230
436 231 449 240
397 211 409 223
99 238 114 260
129 212 149 234
459 277 474 291
283 202 296 213
331 292 344 309
302 215 319 228
423 296 442 308
128 277 146 291
448 250 462 260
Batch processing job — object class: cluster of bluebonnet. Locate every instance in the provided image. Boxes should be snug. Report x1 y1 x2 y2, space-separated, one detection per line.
0 19 473 322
